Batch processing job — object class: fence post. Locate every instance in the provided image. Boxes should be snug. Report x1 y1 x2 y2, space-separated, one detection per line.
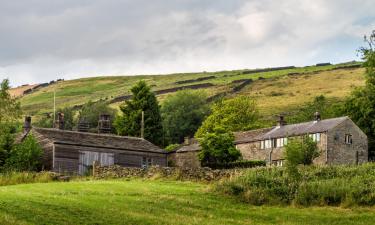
92 160 98 177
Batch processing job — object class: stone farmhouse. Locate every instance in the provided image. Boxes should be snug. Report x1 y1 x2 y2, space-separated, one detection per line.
171 113 368 167
20 115 167 175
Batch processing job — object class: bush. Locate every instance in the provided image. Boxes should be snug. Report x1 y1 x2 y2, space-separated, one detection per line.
216 163 375 207
204 160 265 169
4 135 43 172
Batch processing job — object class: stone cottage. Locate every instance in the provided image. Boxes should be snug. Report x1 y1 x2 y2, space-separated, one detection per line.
20 115 167 175
170 113 368 167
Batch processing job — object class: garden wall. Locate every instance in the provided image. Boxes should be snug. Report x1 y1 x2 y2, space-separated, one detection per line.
93 164 242 181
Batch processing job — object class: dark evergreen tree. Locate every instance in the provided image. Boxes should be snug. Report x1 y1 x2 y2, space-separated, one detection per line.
115 81 163 146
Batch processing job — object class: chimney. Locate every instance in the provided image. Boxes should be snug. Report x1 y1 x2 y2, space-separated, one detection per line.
23 116 32 133
277 115 287 127
184 137 190 145
56 112 65 130
314 111 321 122
98 114 111 134
77 118 89 132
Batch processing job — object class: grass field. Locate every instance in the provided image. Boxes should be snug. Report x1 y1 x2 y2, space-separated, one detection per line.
17 63 364 118
0 179 374 225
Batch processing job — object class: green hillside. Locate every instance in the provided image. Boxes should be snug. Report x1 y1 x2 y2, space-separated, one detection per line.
0 179 374 225
18 62 364 120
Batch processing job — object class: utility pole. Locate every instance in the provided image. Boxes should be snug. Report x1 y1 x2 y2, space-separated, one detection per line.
141 111 144 139
53 89 56 128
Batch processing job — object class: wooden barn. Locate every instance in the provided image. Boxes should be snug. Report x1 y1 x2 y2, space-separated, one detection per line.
21 116 167 175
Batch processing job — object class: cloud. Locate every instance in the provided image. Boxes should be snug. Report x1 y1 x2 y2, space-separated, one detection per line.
0 0 374 86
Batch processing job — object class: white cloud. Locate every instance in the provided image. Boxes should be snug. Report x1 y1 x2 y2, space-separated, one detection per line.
0 0 374 86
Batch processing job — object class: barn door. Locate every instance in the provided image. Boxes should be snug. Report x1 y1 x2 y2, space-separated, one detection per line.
79 151 114 175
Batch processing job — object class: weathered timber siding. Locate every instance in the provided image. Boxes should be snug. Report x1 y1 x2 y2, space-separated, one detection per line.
327 119 368 165
52 143 167 174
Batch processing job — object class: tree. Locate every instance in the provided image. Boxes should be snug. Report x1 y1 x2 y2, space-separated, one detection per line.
0 79 22 124
36 107 75 130
78 101 116 132
115 81 163 145
5 135 43 171
0 79 22 169
344 30 375 159
161 90 209 144
198 127 241 165
284 137 319 177
195 96 259 138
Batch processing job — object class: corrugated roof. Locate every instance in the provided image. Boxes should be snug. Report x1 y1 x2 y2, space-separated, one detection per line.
235 116 349 143
32 128 166 153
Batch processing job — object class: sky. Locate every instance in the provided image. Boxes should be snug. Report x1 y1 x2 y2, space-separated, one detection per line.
0 0 374 87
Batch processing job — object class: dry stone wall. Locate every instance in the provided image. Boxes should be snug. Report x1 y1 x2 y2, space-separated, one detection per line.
93 165 242 181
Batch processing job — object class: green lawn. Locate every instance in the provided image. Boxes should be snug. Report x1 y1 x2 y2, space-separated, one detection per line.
0 179 374 225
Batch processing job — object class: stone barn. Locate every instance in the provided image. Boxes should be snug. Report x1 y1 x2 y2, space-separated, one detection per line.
21 116 167 175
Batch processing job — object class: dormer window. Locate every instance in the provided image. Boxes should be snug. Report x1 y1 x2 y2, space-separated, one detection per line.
345 134 353 145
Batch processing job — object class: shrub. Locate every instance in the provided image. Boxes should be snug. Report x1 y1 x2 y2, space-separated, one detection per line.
216 163 375 207
5 135 43 172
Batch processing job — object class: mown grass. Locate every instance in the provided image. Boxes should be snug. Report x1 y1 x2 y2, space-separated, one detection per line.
0 179 374 225
216 163 375 207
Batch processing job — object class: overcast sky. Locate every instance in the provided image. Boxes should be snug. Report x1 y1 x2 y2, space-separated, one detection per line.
0 0 374 86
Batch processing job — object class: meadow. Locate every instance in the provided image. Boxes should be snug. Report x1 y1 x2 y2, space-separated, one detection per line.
0 179 374 225
17 62 364 120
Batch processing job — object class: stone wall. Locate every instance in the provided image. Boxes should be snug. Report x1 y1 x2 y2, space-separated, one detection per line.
168 151 201 168
93 164 242 181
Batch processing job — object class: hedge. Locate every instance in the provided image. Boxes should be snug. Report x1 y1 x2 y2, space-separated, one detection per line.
203 160 266 169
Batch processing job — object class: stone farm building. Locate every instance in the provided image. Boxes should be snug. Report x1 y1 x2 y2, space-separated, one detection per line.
170 114 368 167
21 115 167 175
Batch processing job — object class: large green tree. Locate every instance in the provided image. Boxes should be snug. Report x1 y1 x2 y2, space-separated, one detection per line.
0 79 22 168
198 127 241 165
195 96 259 138
161 90 209 144
115 81 163 145
344 30 375 159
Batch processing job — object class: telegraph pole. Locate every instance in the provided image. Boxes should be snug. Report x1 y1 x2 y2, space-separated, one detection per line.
141 111 144 139
53 89 56 128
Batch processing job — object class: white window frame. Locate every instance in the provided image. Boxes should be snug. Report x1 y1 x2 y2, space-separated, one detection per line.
260 141 265 150
142 157 153 168
309 133 321 142
345 134 353 145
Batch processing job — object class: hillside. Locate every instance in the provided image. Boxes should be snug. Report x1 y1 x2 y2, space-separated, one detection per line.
17 62 365 120
0 179 374 225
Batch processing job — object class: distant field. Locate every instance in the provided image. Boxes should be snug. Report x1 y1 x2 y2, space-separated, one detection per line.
17 63 364 120
0 179 374 225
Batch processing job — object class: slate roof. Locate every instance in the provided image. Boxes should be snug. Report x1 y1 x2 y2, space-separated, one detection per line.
32 127 166 153
234 116 349 144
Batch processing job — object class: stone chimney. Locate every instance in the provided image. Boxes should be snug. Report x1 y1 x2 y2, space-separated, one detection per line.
314 111 321 122
98 114 111 134
77 118 89 132
23 116 32 133
277 115 287 127
56 112 65 130
184 136 190 145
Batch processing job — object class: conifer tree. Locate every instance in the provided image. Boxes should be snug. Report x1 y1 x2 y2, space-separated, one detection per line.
115 81 163 146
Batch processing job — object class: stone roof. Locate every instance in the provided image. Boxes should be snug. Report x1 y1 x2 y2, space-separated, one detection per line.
234 116 349 144
234 128 274 144
32 127 166 153
176 143 201 153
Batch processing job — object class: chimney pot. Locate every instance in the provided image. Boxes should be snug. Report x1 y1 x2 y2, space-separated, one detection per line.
314 112 321 121
277 115 287 127
184 137 190 145
56 112 65 130
98 114 111 134
23 116 32 133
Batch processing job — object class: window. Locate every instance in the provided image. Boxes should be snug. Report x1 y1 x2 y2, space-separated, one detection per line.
345 134 353 145
142 157 153 168
260 141 265 149
272 160 284 167
265 140 272 149
309 133 321 142
276 138 288 147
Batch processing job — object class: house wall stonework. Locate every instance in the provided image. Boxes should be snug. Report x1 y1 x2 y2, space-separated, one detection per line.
168 151 201 168
327 119 368 165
